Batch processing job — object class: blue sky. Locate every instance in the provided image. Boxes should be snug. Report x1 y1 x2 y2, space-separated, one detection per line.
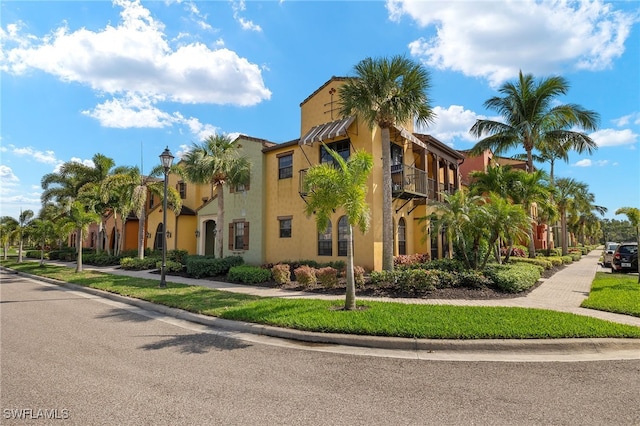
1 0 638 221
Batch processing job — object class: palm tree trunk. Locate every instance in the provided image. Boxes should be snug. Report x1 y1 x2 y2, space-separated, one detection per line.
18 237 23 263
138 204 147 260
344 224 356 310
381 127 394 271
561 211 568 256
217 185 224 259
40 235 45 266
76 228 83 272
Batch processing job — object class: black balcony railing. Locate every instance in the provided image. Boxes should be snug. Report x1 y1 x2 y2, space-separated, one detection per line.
391 164 428 199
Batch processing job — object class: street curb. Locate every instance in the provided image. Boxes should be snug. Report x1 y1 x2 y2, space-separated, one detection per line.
4 266 640 355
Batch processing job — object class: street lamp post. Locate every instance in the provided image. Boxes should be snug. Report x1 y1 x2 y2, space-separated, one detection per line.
159 146 174 288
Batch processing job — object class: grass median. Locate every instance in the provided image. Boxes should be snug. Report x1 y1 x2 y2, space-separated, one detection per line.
581 272 640 317
4 261 640 339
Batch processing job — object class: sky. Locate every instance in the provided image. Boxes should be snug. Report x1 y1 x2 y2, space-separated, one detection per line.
1 0 638 222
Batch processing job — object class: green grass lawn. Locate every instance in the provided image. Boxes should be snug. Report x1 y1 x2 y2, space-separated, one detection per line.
3 261 640 339
581 272 640 317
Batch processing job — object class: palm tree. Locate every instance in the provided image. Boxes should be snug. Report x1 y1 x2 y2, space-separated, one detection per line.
101 165 180 259
0 216 19 260
526 133 599 254
554 178 603 255
615 207 640 280
65 201 101 272
508 169 551 258
16 209 34 263
339 55 435 271
481 193 530 269
468 164 517 199
469 71 599 173
181 135 250 258
29 218 54 266
425 189 487 270
42 154 116 254
303 144 373 310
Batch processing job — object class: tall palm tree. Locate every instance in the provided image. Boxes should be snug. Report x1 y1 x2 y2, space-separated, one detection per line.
0 216 19 260
16 209 34 263
303 144 373 310
615 207 640 281
508 169 551 258
101 165 180 259
339 55 435 271
554 178 603 255
181 135 250 258
469 71 599 173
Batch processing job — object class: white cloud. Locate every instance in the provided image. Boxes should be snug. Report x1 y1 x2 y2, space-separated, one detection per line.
418 105 487 145
0 165 19 185
573 159 610 167
1 0 270 105
590 128 638 147
231 0 262 32
390 0 634 86
83 94 178 128
613 112 640 127
9 146 59 165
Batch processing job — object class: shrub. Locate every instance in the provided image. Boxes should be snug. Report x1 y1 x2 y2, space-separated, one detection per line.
120 257 160 270
560 255 574 264
456 270 492 289
369 270 398 285
394 253 430 267
84 253 120 266
167 249 189 264
354 266 365 288
227 265 272 284
536 256 564 267
406 269 438 293
271 264 291 284
185 255 244 278
155 260 183 273
508 257 553 270
48 248 77 261
484 263 541 293
569 252 582 261
294 265 316 287
316 267 338 288
25 250 42 259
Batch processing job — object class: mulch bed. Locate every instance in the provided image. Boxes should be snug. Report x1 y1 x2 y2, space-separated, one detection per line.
196 264 567 301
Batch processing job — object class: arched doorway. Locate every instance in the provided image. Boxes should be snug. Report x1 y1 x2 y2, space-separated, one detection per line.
204 220 216 256
398 217 406 256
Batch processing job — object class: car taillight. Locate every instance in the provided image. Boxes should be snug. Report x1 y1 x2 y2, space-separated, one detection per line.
614 253 621 260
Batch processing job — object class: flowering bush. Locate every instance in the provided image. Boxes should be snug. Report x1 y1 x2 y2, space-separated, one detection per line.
271 264 291 284
294 265 316 287
393 253 430 267
316 267 338 288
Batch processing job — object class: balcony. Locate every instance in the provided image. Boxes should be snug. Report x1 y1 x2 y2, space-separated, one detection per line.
391 164 429 199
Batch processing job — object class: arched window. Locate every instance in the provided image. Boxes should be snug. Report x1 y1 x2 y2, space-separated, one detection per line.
318 221 332 256
338 216 348 257
154 223 164 251
398 217 406 255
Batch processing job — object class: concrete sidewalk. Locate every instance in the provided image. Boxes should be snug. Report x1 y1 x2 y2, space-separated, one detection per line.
79 249 640 327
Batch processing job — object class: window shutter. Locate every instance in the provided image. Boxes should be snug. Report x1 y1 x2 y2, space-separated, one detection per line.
228 223 234 250
243 222 249 250
245 177 250 191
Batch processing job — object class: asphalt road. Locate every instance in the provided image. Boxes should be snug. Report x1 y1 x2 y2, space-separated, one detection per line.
2 271 640 425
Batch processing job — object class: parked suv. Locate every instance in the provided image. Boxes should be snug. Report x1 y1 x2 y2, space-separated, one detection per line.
611 242 638 273
602 242 619 267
